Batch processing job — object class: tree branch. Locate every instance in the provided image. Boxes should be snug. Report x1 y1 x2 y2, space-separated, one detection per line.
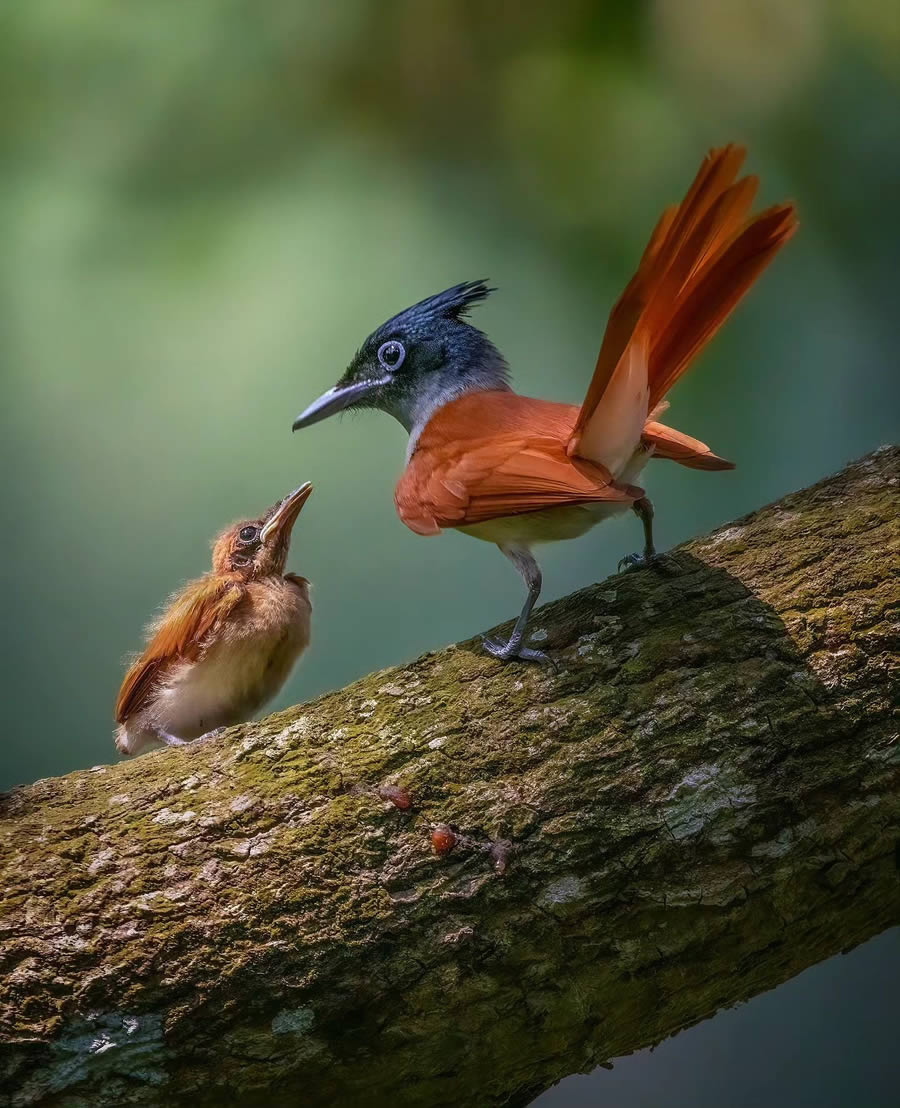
2 448 899 1108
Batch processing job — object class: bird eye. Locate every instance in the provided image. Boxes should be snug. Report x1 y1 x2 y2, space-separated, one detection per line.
239 526 258 543
377 340 405 371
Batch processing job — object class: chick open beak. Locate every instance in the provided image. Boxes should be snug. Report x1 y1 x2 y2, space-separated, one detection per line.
292 378 389 432
259 482 313 543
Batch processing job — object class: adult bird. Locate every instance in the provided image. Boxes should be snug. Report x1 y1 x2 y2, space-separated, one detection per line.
292 145 796 663
115 484 313 755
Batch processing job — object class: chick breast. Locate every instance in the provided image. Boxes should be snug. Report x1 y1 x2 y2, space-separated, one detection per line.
121 576 310 753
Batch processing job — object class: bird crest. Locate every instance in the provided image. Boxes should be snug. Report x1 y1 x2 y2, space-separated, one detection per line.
379 279 494 335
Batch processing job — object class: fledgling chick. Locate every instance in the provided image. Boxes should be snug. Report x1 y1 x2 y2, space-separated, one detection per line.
115 484 313 756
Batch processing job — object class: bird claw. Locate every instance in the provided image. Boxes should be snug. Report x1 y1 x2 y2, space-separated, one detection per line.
618 552 644 573
618 551 678 576
158 731 188 747
197 727 227 743
481 636 556 669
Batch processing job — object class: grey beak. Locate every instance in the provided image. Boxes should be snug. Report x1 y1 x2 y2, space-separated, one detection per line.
292 379 388 432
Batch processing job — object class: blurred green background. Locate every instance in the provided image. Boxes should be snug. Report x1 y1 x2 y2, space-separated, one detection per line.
1 1 898 1104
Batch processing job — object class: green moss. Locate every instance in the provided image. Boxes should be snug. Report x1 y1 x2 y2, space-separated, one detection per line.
1 449 898 1107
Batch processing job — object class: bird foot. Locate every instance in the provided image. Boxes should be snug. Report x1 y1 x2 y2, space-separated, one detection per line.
618 551 678 576
197 727 227 743
482 636 556 668
157 731 188 747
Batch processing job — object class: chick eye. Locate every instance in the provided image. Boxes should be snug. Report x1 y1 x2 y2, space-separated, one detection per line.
377 340 405 371
239 526 258 543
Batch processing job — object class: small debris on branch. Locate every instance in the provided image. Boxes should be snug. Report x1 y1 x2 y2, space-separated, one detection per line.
378 784 413 810
489 839 513 875
431 824 458 855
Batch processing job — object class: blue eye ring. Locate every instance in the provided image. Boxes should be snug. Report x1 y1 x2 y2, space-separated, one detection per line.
377 340 405 371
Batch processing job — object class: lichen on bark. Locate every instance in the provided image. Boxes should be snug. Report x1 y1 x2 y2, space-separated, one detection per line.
1 448 898 1108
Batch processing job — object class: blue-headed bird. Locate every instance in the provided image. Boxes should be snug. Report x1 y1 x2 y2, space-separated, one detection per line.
293 146 796 663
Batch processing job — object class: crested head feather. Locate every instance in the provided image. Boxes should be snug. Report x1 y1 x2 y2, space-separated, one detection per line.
412 279 495 321
378 280 495 337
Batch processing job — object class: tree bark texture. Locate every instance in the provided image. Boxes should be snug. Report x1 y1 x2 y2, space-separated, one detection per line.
2 447 899 1108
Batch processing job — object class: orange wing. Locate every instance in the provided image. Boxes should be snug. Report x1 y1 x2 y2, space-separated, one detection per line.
568 144 797 466
115 576 245 723
396 392 641 536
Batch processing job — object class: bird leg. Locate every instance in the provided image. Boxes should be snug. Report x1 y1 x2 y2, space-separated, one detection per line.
618 496 676 573
153 728 188 747
482 545 552 665
197 727 227 743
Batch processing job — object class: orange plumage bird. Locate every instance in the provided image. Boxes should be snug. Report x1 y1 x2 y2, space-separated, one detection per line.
115 484 313 755
293 145 797 663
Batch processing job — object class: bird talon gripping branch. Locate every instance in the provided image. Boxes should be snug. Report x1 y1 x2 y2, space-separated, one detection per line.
618 553 645 572
197 726 228 743
618 552 677 575
482 635 553 667
293 146 796 663
115 484 313 756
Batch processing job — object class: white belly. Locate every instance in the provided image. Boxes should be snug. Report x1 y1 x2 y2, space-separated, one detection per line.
459 504 620 546
155 643 269 738
154 626 307 739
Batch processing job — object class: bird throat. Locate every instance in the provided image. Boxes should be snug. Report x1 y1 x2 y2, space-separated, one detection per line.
398 357 511 460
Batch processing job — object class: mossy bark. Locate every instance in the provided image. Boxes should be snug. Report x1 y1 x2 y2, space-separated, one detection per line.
2 448 899 1108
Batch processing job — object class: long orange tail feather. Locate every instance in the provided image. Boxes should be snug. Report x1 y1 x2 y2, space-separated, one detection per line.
647 202 796 408
569 145 797 467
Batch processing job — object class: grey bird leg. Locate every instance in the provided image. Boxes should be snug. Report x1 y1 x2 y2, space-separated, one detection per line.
197 727 227 743
154 727 188 747
618 496 675 573
482 545 553 666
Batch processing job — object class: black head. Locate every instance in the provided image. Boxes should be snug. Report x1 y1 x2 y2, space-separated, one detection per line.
292 280 509 434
